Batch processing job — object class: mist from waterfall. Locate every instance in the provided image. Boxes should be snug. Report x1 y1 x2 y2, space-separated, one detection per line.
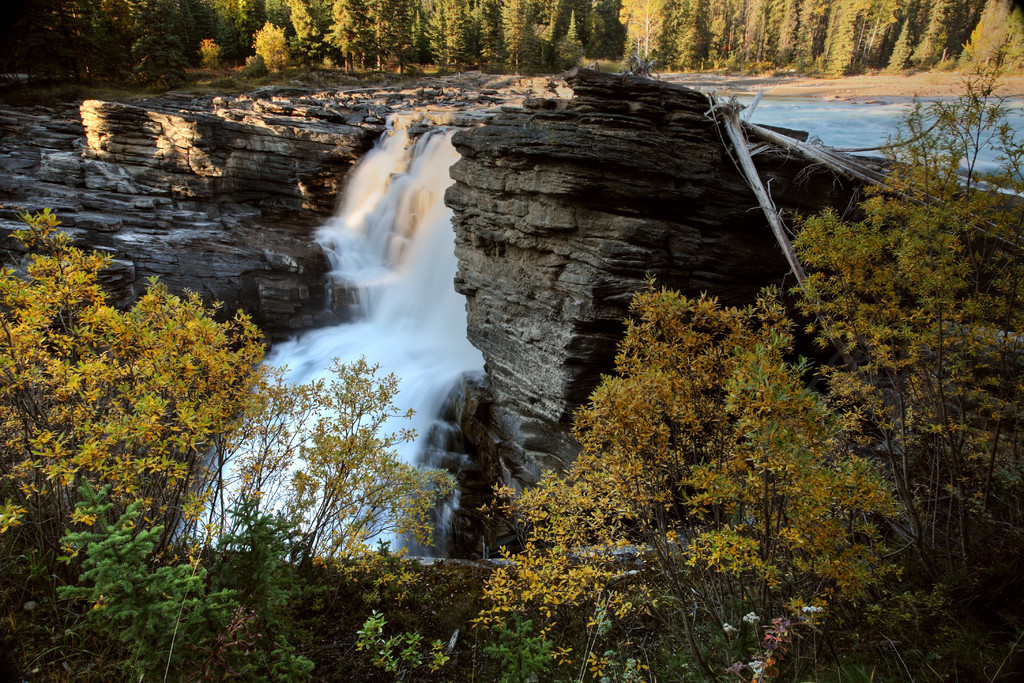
264 126 483 554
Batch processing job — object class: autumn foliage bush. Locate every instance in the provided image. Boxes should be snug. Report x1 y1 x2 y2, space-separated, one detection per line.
0 210 455 679
477 76 1024 680
479 289 896 678
796 77 1024 581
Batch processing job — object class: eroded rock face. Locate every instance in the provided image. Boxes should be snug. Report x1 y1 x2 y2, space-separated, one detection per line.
446 68 867 504
0 94 374 337
0 74 567 339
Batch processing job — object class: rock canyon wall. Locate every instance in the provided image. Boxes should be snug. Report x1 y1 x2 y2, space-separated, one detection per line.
446 69 869 527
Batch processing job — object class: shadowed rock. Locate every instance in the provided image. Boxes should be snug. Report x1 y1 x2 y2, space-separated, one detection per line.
446 68 871 521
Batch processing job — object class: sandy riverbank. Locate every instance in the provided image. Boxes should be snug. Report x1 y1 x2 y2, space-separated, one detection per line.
659 70 1024 101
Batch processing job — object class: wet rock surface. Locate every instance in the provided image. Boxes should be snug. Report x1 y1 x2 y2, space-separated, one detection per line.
447 68 870 511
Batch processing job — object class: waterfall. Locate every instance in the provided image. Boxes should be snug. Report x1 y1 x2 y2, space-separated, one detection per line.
265 126 483 555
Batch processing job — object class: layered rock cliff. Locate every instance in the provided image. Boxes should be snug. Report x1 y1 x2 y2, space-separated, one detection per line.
446 69 869 517
0 75 566 338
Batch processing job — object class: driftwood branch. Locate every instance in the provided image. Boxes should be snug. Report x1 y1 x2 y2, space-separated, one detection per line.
743 121 888 185
715 99 807 286
707 93 857 369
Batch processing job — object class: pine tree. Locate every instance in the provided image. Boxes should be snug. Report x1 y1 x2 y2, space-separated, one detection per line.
331 0 374 71
912 0 953 66
477 0 504 63
777 0 802 63
411 5 432 62
824 0 858 75
369 0 413 70
502 0 539 71
287 0 333 65
58 485 239 679
131 0 189 85
429 0 468 66
541 0 567 68
266 0 294 27
887 14 913 70
585 0 626 59
225 0 269 57
555 9 584 68
671 0 712 69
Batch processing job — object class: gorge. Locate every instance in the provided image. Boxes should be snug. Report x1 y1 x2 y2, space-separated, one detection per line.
1 69 877 555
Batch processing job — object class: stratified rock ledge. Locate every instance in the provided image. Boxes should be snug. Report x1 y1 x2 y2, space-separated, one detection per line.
447 68 868 535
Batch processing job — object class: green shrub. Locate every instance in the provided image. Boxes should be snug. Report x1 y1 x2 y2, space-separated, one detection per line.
242 54 269 78
58 484 238 679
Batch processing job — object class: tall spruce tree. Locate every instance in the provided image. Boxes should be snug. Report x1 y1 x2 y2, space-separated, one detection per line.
912 0 953 65
502 0 538 71
585 0 626 59
331 0 373 70
369 0 413 70
887 13 914 70
429 0 469 65
824 0 858 75
131 0 189 84
477 0 504 63
288 0 333 64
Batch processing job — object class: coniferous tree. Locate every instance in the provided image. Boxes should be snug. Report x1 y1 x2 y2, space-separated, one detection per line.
667 0 711 69
331 0 373 70
131 0 189 84
777 0 802 63
541 0 569 68
287 0 333 64
266 0 293 27
825 0 859 75
429 0 469 66
912 0 953 66
887 13 914 70
477 0 504 63
410 5 432 62
502 0 539 71
465 0 484 62
235 0 269 56
585 0 626 59
84 0 135 77
554 9 584 68
4 0 103 81
369 0 413 70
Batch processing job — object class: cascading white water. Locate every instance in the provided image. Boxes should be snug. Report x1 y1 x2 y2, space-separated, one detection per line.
265 126 484 554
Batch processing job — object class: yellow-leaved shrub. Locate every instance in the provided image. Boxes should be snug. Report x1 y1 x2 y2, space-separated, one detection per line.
479 288 895 676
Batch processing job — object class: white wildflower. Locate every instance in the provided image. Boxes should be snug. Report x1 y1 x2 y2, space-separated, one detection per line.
723 622 738 635
801 605 824 614
742 611 760 624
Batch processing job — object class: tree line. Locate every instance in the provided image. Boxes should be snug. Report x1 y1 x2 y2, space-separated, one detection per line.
3 0 1023 85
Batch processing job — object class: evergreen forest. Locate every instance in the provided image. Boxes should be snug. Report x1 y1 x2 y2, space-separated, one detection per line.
3 0 1024 87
